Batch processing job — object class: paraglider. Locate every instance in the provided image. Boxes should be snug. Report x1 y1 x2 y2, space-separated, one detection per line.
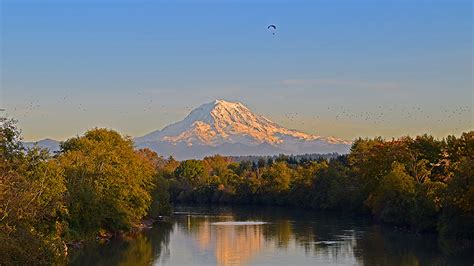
268 24 276 35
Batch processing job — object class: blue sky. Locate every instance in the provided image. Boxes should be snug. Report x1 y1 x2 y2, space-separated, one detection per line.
1 0 472 141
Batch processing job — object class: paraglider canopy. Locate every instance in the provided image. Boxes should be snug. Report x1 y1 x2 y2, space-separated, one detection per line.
268 24 276 35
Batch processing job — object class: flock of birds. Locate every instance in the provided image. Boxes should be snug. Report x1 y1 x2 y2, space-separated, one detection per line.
279 104 471 131
2 94 472 132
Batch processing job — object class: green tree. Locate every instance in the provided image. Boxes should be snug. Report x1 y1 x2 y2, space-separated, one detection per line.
349 137 412 200
288 160 327 208
58 128 155 238
366 162 415 225
174 159 206 187
439 154 474 238
0 119 67 265
411 180 445 232
136 149 172 217
311 158 358 210
260 162 292 204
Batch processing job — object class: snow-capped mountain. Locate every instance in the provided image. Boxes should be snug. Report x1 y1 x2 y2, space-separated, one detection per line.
135 100 351 159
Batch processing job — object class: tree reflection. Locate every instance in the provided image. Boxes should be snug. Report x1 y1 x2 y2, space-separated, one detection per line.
175 207 363 266
68 221 173 266
178 214 265 266
261 219 292 248
69 206 473 266
173 206 472 266
353 226 469 266
214 225 264 266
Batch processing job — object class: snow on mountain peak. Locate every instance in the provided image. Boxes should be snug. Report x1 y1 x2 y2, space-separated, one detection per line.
136 100 350 149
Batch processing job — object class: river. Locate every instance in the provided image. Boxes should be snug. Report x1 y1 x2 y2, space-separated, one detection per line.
68 205 473 265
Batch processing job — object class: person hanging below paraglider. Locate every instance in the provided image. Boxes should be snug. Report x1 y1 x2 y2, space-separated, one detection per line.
268 24 276 35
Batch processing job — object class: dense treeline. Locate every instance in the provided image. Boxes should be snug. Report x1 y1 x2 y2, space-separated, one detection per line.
165 132 473 239
1 117 472 264
230 153 339 164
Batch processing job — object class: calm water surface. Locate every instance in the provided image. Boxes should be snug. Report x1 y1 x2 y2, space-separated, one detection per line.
69 205 473 265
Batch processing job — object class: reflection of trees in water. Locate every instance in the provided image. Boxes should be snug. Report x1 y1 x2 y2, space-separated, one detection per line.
117 234 153 266
231 206 363 264
147 222 173 264
174 206 363 266
261 219 292 248
67 221 173 266
288 215 360 264
214 225 264 266
177 214 265 266
69 206 473 265
176 206 469 266
353 226 469 266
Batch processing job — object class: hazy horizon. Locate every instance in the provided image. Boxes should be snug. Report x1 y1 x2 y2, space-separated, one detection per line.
1 0 472 141
19 98 473 143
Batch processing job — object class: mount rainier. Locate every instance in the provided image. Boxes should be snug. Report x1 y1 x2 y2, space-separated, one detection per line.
134 100 351 159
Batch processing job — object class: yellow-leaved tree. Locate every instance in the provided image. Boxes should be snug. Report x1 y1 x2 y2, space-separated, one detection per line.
58 128 155 239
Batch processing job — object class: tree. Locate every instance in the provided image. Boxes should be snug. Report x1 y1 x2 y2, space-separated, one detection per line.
0 119 67 264
439 143 474 238
365 162 415 225
136 149 172 217
411 180 445 232
260 162 292 204
0 118 23 159
58 128 155 237
289 161 327 208
311 158 358 210
174 159 206 187
349 137 412 199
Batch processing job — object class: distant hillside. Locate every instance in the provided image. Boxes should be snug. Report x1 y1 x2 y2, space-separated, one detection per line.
23 138 60 153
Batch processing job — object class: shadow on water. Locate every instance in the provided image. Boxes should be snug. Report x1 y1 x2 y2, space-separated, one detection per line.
68 205 474 265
